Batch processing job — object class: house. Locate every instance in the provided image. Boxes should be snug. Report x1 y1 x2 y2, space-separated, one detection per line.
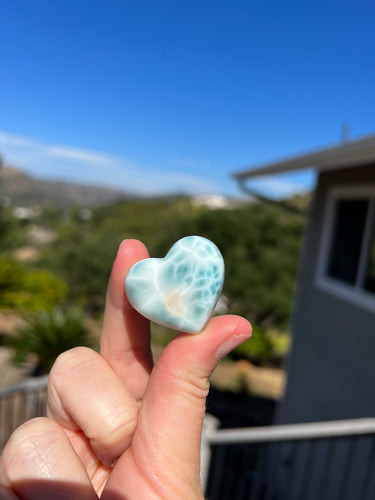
233 134 375 425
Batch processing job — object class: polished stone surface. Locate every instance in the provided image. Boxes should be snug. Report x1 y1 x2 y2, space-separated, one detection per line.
125 236 224 333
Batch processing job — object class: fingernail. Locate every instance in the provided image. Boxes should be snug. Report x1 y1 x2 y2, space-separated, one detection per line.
215 333 251 360
117 239 128 254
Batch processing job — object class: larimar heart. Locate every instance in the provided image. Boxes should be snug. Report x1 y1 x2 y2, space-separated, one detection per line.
125 236 225 334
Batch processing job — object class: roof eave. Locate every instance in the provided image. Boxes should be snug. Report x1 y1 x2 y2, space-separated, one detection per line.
232 134 375 180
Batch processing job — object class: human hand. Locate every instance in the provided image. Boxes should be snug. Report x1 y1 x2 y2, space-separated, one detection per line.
0 239 252 499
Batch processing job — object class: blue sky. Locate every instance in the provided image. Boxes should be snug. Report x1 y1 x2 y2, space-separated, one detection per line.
1 0 374 197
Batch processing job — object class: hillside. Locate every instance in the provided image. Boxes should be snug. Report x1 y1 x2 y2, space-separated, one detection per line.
0 166 133 208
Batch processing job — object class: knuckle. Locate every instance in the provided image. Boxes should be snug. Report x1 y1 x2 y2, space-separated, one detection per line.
48 347 98 420
88 402 139 464
93 401 138 445
52 346 93 373
156 362 210 402
49 346 96 386
180 372 210 401
11 416 59 440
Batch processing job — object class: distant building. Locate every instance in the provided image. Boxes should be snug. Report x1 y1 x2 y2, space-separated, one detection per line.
233 134 375 424
12 205 42 220
191 194 242 210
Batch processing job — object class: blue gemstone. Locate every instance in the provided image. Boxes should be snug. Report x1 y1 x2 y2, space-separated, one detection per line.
125 236 225 334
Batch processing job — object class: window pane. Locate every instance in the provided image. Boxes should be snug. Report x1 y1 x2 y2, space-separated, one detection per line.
364 223 375 293
327 199 369 284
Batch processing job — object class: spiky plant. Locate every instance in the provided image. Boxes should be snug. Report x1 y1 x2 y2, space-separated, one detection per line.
6 307 93 375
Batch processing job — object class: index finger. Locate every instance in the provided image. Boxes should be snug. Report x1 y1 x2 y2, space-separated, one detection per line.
100 239 153 401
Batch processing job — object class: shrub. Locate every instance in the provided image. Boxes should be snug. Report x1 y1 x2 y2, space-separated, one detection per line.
0 257 67 311
5 307 93 375
230 325 274 364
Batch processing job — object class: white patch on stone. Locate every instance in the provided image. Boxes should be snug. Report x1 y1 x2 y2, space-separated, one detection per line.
165 290 185 317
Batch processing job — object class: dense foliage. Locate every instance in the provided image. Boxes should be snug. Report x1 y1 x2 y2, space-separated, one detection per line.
154 201 303 330
1 193 305 368
39 197 304 362
42 198 303 328
0 205 66 312
0 257 67 311
40 198 190 313
0 206 26 251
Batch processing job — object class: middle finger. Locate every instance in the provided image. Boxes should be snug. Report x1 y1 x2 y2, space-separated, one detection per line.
100 239 153 401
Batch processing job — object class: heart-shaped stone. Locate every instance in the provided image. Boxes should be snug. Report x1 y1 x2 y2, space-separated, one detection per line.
125 236 225 333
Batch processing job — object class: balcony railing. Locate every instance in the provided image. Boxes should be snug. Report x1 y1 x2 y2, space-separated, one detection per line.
0 375 48 450
201 417 375 499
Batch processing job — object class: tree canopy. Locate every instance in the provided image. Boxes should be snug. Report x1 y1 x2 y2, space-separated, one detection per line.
41 197 304 331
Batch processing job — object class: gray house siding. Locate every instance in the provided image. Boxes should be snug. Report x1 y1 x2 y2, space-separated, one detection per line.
277 163 375 424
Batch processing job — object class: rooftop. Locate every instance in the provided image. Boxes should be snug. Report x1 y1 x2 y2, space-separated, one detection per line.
233 133 375 180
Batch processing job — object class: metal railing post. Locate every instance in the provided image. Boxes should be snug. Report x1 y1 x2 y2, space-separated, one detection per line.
201 413 220 494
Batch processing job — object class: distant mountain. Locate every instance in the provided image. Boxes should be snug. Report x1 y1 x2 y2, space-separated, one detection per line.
0 166 133 209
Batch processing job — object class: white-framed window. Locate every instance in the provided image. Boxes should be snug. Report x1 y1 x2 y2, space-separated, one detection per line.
316 185 375 312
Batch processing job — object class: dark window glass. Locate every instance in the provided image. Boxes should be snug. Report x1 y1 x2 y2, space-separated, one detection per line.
327 199 369 284
364 225 375 293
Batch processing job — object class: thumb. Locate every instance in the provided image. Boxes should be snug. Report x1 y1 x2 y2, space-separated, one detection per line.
107 315 251 499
